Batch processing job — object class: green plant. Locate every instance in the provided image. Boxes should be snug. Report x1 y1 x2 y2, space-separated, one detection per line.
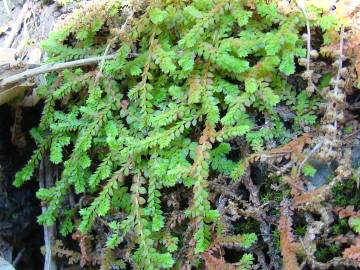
331 219 349 235
302 164 317 177
314 244 341 263
14 0 339 268
294 225 306 237
332 176 360 207
349 217 360 233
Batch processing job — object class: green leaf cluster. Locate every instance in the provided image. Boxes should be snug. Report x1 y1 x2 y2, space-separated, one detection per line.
14 0 339 268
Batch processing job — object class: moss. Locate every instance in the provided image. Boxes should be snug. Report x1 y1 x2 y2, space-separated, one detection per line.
260 175 291 205
260 190 284 204
272 229 281 250
314 243 341 263
234 218 261 235
331 219 349 236
294 225 306 237
332 176 360 208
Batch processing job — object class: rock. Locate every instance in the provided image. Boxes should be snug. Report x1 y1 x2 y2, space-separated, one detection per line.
306 159 337 190
0 237 13 263
27 48 42 65
305 138 360 190
250 162 269 185
0 48 16 65
0 257 15 270
276 105 296 122
351 139 360 168
0 0 25 27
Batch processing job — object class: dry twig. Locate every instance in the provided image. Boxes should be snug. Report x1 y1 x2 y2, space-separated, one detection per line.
39 157 57 270
0 54 117 89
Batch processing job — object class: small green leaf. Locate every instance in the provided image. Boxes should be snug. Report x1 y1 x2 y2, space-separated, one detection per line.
349 216 360 233
149 8 167 24
344 126 353 134
303 164 317 177
245 78 257 94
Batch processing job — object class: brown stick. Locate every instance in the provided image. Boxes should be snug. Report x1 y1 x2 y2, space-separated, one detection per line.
0 54 117 89
39 157 57 270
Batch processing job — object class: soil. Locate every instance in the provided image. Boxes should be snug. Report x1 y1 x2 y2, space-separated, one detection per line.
0 103 44 269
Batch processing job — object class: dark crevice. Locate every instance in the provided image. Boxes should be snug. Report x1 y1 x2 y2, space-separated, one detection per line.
0 103 43 269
